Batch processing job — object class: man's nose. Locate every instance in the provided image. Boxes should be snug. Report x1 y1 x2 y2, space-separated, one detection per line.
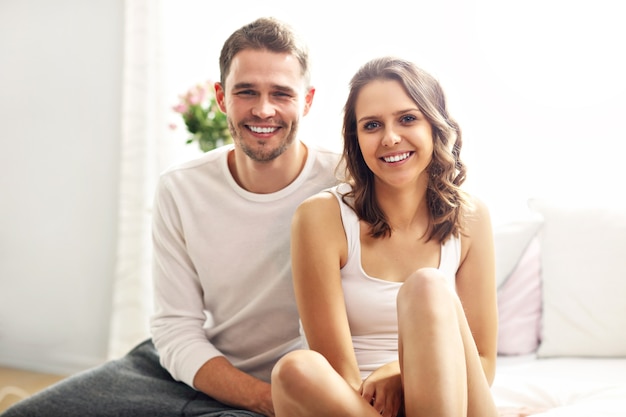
251 96 276 119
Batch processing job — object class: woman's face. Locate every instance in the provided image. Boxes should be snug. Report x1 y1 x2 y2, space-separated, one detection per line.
355 79 434 190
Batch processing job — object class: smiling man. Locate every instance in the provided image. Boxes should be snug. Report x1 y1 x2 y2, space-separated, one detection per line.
215 47 315 193
1 17 340 417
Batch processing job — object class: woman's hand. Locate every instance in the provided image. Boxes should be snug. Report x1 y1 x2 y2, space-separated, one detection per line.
359 361 403 417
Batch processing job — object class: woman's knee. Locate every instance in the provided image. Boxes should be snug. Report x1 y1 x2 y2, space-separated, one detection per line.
271 350 325 394
399 267 449 298
397 268 455 316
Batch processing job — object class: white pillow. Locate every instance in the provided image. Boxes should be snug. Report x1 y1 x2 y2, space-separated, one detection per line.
494 219 543 288
497 236 543 355
529 198 626 357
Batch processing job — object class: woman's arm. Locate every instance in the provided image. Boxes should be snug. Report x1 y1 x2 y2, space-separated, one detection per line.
291 192 362 390
455 197 498 384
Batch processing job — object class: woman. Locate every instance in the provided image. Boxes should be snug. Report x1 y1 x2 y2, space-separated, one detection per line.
271 56 499 417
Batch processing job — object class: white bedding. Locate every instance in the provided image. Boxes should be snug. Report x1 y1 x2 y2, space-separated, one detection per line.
492 354 626 416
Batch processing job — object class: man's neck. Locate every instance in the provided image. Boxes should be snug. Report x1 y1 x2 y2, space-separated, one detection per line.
228 141 308 194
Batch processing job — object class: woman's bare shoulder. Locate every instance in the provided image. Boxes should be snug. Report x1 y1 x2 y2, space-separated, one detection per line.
295 189 342 220
292 188 348 262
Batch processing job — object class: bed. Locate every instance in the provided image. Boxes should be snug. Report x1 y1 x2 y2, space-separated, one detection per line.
493 355 626 416
490 199 626 417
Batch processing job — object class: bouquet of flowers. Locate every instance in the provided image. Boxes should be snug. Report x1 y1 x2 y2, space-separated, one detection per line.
170 80 231 152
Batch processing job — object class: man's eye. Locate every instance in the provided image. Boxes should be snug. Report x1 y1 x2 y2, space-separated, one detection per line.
236 90 256 96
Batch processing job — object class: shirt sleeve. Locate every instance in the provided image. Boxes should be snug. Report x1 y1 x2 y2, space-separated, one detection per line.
149 175 222 388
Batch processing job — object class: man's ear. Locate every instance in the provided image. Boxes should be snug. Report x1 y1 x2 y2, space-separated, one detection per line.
215 82 226 113
302 86 315 116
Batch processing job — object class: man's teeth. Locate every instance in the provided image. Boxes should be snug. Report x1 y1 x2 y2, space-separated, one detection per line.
383 152 410 163
249 126 277 134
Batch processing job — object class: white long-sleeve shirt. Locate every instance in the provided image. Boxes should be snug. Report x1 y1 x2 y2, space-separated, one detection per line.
150 143 340 388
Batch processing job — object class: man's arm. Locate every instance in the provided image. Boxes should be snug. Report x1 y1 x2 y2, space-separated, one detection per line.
194 357 274 417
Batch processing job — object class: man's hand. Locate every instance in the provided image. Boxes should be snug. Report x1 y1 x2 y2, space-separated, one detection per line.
194 356 275 416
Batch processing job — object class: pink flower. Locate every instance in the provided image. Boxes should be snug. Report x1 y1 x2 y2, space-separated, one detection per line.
186 84 207 105
169 79 230 152
172 103 188 114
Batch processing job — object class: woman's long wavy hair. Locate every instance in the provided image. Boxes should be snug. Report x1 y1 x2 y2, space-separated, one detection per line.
340 56 471 242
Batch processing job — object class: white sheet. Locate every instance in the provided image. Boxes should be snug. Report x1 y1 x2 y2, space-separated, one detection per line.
492 354 626 416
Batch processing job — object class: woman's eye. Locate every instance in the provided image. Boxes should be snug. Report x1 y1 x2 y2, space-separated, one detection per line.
400 114 416 123
363 121 380 130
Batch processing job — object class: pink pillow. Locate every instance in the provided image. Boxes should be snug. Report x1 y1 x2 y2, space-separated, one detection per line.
497 236 542 355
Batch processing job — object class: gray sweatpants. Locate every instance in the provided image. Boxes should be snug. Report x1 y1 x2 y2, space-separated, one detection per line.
1 339 265 417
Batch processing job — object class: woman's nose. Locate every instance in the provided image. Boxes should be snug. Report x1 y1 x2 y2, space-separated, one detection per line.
381 129 401 146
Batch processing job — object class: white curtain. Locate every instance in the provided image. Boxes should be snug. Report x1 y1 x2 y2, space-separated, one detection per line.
107 0 162 359
108 0 203 359
107 0 159 359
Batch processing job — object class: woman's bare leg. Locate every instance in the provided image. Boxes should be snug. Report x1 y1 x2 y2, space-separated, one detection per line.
455 291 498 417
397 268 498 417
397 268 467 416
271 350 381 417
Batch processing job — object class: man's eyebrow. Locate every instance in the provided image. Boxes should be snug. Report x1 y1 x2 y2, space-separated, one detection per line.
232 82 254 90
273 85 297 94
231 82 296 94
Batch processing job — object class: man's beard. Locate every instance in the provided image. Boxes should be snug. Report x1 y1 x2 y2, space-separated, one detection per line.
229 118 298 163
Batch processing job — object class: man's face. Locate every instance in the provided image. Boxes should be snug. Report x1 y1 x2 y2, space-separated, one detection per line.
215 49 314 162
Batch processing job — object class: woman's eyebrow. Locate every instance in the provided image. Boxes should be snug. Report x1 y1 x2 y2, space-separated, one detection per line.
357 108 421 123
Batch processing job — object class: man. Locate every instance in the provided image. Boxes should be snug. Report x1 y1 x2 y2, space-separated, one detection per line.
2 17 339 417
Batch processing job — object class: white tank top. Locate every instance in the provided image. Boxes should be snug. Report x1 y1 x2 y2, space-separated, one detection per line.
328 183 461 378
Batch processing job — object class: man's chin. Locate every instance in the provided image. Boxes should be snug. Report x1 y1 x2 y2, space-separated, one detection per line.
242 144 287 163
237 136 293 163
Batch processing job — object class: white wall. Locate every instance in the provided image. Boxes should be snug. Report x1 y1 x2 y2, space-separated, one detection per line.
0 0 123 374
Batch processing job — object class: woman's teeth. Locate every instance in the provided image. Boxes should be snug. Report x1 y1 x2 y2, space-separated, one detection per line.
383 152 410 163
